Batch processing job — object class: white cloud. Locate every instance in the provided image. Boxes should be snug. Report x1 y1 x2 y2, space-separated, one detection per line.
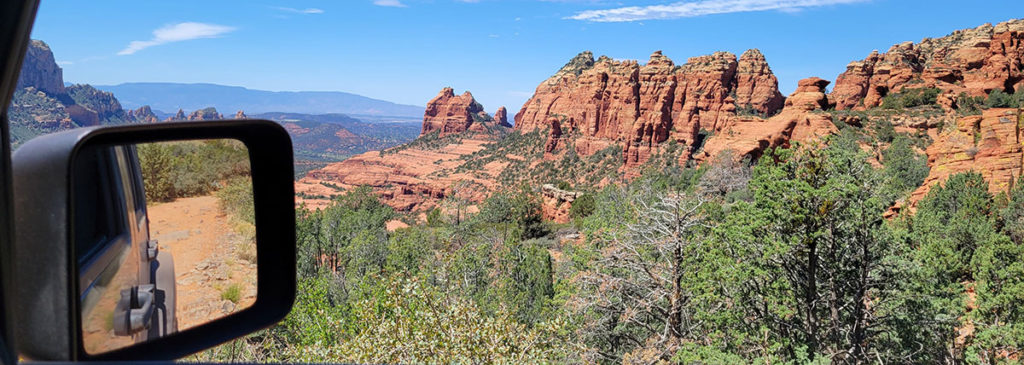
56 60 73 66
118 22 236 55
275 6 325 14
568 0 868 22
373 0 407 7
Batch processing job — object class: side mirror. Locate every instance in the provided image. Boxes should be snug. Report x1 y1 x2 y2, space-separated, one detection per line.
10 120 296 361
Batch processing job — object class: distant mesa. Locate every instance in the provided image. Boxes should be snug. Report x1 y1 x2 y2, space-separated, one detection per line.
94 82 425 118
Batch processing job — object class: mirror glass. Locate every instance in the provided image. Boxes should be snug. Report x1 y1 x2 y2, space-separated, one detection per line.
75 139 257 354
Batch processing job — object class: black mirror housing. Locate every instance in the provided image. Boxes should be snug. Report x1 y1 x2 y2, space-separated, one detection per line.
11 120 296 361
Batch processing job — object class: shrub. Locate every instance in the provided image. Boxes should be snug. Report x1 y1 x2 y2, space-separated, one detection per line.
221 284 241 303
137 139 250 202
881 87 941 109
569 193 596 220
985 88 1024 108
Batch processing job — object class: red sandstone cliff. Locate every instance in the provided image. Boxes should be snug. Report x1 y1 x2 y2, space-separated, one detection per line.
698 77 836 161
513 49 785 167
908 108 1024 207
832 19 1024 111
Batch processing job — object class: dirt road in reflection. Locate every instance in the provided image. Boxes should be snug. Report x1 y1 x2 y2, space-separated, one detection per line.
149 195 257 331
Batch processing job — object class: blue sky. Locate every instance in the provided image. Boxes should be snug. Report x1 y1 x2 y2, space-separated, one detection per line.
30 0 1024 115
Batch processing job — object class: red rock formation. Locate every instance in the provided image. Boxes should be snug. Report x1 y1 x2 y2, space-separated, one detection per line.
494 106 510 127
421 88 493 137
734 49 786 114
698 77 837 161
541 184 577 224
65 105 100 127
832 19 1024 110
514 49 786 167
908 108 1024 206
128 106 158 123
187 107 223 121
544 117 563 153
234 110 248 119
168 109 186 121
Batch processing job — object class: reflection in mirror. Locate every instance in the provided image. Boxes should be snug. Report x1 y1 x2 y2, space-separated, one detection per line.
76 139 256 355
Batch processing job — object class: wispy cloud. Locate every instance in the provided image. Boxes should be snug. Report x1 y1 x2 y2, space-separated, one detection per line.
275 6 325 14
118 22 236 55
373 0 407 7
56 60 73 66
568 0 868 22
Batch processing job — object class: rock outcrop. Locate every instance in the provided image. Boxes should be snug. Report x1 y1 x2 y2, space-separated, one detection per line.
234 110 248 119
513 49 786 167
66 84 127 124
169 109 187 121
494 106 511 127
188 107 223 121
16 40 65 95
832 19 1024 110
127 106 158 123
164 107 223 121
421 88 495 137
908 108 1024 206
541 184 578 223
734 49 786 114
698 77 837 161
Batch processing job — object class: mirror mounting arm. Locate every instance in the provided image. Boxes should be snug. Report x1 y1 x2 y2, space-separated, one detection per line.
113 284 155 336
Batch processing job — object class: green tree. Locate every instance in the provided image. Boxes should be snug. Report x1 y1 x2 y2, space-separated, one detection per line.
717 140 910 362
882 135 930 196
905 171 1024 362
569 193 596 221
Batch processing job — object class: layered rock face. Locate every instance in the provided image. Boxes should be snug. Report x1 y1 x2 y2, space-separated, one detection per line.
698 77 837 161
17 40 65 95
909 108 1024 206
832 19 1024 110
513 49 785 167
421 88 496 137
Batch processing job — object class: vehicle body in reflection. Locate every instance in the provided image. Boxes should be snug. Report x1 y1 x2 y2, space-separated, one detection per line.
76 144 176 354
